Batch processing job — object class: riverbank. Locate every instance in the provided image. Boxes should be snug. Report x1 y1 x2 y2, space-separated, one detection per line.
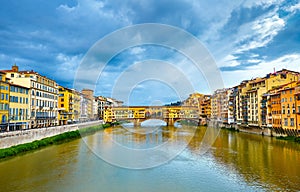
276 136 300 143
220 124 300 144
0 121 103 149
0 123 110 160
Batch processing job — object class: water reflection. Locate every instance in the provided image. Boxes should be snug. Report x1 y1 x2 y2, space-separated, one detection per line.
210 131 300 191
84 125 199 169
0 126 300 191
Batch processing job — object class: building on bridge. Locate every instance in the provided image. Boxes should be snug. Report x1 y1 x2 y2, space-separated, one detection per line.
103 106 199 126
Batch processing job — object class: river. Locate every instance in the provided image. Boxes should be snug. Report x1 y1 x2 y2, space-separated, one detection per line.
0 125 300 192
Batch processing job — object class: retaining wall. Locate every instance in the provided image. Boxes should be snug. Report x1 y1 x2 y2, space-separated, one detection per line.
0 121 103 149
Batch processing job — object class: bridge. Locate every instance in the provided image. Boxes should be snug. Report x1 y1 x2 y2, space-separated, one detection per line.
103 106 200 126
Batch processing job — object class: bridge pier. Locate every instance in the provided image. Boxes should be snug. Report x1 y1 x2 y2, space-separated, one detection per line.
166 118 174 126
134 119 141 127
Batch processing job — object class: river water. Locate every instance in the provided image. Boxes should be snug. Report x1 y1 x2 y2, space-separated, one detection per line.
0 125 300 192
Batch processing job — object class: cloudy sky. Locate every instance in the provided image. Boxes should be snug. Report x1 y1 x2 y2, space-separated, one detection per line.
1 0 300 105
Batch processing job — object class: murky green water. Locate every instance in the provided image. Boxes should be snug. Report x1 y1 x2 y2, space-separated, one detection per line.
0 126 300 192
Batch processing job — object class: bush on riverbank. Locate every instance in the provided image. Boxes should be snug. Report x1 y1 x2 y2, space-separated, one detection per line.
0 124 110 160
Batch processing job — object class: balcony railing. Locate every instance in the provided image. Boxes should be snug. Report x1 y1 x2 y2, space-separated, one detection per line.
35 116 57 120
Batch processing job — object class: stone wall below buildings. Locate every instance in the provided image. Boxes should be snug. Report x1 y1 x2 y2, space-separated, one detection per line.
0 120 103 149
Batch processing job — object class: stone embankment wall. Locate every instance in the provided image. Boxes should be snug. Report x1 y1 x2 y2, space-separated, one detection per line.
208 120 273 136
237 126 272 136
0 121 103 149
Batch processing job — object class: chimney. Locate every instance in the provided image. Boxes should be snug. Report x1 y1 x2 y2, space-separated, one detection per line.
12 63 19 72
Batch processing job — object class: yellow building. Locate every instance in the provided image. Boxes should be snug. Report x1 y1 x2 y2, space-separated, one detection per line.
246 78 267 127
104 107 114 123
200 95 211 119
8 84 30 130
0 72 9 131
58 86 75 125
266 69 300 90
72 89 81 123
235 80 251 125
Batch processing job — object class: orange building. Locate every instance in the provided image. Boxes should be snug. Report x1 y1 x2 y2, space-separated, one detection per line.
269 92 281 129
295 83 300 131
279 82 298 134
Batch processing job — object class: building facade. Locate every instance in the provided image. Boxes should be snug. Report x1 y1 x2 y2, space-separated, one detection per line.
8 84 30 130
81 89 94 120
2 65 59 128
0 72 9 131
211 88 234 124
58 86 75 125
72 89 81 123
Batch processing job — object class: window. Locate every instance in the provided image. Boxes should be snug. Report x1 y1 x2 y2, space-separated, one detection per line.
11 73 14 77
291 118 295 126
292 104 295 114
16 108 18 120
290 97 293 102
284 118 288 126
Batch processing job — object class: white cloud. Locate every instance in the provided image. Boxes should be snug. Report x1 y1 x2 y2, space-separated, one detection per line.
235 12 285 53
218 54 241 67
55 53 83 84
57 4 77 12
284 2 300 13
242 0 284 8
247 59 261 63
129 47 146 55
